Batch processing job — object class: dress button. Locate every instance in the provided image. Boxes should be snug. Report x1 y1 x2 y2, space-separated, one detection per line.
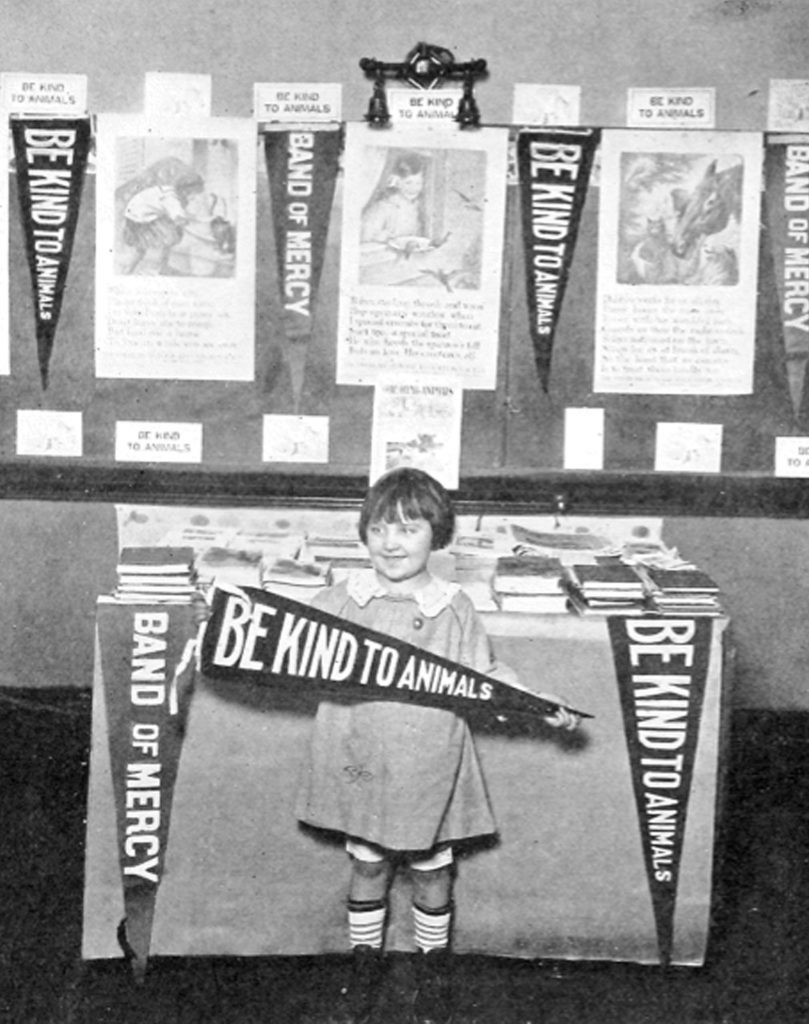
413 616 424 630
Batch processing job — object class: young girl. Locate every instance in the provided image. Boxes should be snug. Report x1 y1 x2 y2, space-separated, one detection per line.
360 150 428 246
295 468 580 1024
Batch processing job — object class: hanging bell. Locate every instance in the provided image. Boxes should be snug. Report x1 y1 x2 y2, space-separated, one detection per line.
365 77 390 127
455 76 481 127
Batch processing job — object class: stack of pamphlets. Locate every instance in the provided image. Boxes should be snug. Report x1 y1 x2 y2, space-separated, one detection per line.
195 547 264 590
114 546 198 604
303 535 373 584
636 565 724 616
492 554 568 614
563 561 647 616
261 556 331 603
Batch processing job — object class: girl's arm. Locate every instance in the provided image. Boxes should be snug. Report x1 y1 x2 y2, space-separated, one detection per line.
458 596 581 731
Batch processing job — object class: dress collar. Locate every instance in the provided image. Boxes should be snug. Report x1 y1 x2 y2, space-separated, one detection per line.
346 571 460 618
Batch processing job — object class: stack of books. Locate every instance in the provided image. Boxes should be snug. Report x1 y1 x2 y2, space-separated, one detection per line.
492 554 568 614
114 546 198 604
638 566 723 616
563 561 647 616
261 556 331 602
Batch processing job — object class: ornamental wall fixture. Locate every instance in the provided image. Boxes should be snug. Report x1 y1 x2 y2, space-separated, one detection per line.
359 42 488 127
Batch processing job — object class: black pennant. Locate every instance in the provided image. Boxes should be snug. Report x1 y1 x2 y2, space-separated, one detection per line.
98 602 197 981
517 128 599 392
201 585 591 721
763 135 809 423
607 615 711 965
11 118 91 389
264 127 341 342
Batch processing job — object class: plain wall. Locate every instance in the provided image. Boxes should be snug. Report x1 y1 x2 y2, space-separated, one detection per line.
2 0 807 127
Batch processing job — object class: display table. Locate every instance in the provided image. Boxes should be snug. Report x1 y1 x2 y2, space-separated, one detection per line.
83 598 729 968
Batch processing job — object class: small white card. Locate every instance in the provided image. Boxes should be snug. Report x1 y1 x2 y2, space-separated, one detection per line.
387 88 463 125
254 82 342 123
262 414 330 462
563 407 604 470
512 84 581 126
655 422 723 473
1 73 88 116
17 410 82 457
115 421 202 462
143 72 211 117
775 436 809 476
768 79 809 133
626 88 716 129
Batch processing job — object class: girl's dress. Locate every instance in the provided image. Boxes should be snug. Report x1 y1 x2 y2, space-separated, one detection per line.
123 185 185 250
295 572 498 852
360 192 424 244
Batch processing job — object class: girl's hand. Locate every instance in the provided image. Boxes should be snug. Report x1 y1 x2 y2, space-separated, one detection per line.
541 694 582 731
191 591 211 627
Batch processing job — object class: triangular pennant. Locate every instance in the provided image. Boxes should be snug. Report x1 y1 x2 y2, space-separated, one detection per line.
763 135 809 422
264 127 341 342
607 616 711 965
97 602 197 980
201 585 591 721
517 128 599 391
11 118 91 389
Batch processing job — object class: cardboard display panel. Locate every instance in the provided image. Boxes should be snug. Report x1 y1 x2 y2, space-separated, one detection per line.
83 601 727 968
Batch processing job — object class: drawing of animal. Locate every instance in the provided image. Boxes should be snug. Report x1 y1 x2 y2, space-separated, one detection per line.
669 160 743 259
628 217 680 284
419 267 466 292
453 187 482 211
681 241 739 286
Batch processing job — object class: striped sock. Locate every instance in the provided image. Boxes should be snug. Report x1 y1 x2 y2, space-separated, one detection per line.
347 897 387 950
413 901 452 952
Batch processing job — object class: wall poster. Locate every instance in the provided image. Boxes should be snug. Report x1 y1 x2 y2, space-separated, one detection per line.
94 114 256 380
594 130 762 395
0 108 9 375
336 123 509 389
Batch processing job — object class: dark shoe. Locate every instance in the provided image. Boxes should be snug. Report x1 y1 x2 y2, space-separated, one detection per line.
412 949 453 1024
330 944 384 1024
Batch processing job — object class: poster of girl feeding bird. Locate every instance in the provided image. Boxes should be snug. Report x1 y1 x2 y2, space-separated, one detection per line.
336 123 508 390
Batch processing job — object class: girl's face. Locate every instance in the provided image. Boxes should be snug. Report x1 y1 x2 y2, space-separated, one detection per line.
365 514 433 592
395 171 424 202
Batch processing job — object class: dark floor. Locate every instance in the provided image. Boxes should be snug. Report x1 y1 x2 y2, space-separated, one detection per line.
1 690 808 1024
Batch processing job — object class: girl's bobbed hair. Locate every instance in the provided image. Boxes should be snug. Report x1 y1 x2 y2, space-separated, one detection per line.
358 467 455 550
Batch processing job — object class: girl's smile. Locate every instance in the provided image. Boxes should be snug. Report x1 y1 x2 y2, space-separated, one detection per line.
365 517 433 593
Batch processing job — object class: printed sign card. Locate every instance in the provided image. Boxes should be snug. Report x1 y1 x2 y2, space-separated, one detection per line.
254 83 342 124
143 73 212 117
17 409 82 456
563 407 604 470
387 88 463 125
1 73 88 116
114 421 203 463
262 414 330 463
775 436 809 476
512 84 581 127
626 88 716 130
768 80 809 133
654 422 723 473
